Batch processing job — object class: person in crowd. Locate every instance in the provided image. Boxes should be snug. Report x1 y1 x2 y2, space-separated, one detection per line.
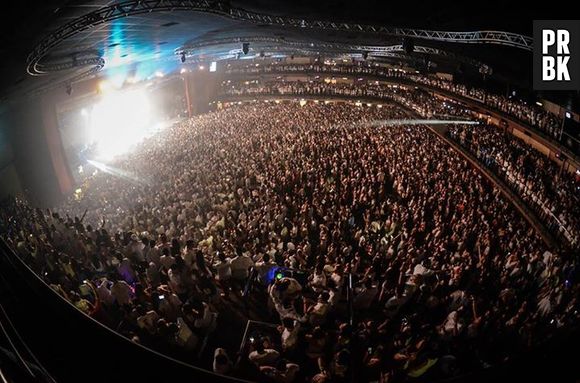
249 337 281 367
213 348 233 375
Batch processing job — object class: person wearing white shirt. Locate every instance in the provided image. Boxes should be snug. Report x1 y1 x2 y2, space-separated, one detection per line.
168 265 187 295
214 252 232 282
193 302 216 334
127 234 145 262
255 253 276 282
260 362 300 383
309 265 327 293
158 291 182 321
137 309 159 334
159 249 176 270
110 279 132 306
96 278 114 307
175 316 198 350
147 240 161 265
230 253 255 281
146 262 161 286
279 317 300 351
249 341 280 367
182 240 196 269
213 348 233 375
307 293 330 325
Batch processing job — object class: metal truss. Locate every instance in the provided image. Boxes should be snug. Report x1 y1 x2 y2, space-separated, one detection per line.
26 59 106 99
177 36 490 71
26 0 231 76
26 0 531 78
368 45 489 70
228 9 533 50
35 57 105 74
391 29 532 50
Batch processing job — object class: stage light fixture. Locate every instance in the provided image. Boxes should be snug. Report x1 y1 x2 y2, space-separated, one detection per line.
402 37 415 55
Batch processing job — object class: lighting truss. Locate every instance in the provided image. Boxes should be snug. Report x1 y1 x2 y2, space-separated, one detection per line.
177 36 490 71
35 57 105 74
227 9 533 50
26 0 532 78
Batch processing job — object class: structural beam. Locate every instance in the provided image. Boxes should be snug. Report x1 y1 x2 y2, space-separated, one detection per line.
26 0 532 79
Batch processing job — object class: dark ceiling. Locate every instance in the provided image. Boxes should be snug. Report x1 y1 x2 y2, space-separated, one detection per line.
0 0 577 109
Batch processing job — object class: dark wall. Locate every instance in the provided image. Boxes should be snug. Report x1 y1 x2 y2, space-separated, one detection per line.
1 98 63 205
0 112 23 199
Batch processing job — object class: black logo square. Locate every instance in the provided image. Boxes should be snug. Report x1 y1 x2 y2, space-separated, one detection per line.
533 20 580 90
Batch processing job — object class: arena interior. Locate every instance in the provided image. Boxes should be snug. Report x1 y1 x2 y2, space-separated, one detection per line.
0 2 579 383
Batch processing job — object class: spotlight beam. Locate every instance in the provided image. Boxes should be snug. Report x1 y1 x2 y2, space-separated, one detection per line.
87 160 151 186
365 119 480 127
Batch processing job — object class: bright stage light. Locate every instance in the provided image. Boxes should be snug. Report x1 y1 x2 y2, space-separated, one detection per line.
209 61 217 72
180 68 188 74
98 81 111 93
88 88 159 160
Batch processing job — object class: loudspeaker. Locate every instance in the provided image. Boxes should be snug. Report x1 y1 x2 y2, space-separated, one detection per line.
402 37 414 55
242 42 250 55
180 51 186 63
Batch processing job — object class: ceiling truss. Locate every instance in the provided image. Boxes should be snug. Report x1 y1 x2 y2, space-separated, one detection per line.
25 0 531 84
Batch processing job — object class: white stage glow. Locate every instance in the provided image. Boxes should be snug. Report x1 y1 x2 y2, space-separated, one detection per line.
88 88 159 160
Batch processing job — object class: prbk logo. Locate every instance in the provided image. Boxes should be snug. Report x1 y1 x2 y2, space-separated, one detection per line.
533 20 580 90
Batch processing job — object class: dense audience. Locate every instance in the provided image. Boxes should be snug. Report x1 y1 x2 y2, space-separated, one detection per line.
221 79 579 249
225 61 563 142
407 75 561 139
221 80 470 123
448 124 580 248
1 102 578 383
221 79 470 121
